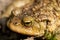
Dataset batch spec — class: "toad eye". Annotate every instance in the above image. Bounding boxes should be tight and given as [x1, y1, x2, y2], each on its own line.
[24, 21, 32, 27]
[25, 22, 31, 24]
[22, 16, 34, 26]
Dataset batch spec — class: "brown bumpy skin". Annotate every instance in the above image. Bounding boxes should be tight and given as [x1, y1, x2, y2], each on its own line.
[1, 0, 34, 18]
[7, 0, 60, 37]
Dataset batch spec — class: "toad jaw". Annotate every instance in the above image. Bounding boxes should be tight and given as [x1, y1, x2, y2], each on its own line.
[7, 16, 44, 36]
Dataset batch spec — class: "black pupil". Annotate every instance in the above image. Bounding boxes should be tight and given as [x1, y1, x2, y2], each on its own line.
[25, 22, 31, 24]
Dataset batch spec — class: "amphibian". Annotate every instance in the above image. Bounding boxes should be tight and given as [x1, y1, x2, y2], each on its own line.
[1, 0, 60, 39]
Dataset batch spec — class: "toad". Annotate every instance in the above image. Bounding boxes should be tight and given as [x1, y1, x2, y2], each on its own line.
[1, 0, 60, 39]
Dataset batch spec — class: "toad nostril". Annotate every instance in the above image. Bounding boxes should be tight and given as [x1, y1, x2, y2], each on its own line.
[14, 22, 17, 25]
[13, 21, 19, 25]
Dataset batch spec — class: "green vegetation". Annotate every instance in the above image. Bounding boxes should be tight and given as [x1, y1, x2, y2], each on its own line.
[44, 31, 57, 40]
